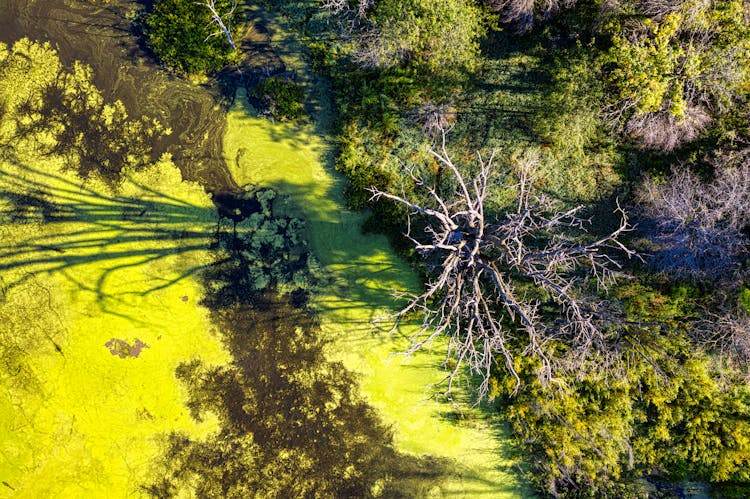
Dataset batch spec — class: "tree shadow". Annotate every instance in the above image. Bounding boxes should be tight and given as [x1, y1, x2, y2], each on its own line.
[146, 287, 454, 497]
[1, 163, 199, 269]
[0, 0, 236, 192]
[0, 151, 462, 496]
[0, 156, 277, 325]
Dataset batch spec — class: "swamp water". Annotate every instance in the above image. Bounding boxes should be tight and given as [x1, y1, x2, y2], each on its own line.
[0, 1, 529, 496]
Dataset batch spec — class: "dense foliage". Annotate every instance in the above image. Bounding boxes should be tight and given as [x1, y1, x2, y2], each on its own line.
[251, 76, 306, 121]
[274, 0, 750, 495]
[145, 0, 240, 74]
[500, 284, 750, 496]
[602, 0, 750, 150]
[353, 0, 484, 73]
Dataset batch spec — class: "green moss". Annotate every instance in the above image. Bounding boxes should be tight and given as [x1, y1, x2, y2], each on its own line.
[739, 288, 750, 314]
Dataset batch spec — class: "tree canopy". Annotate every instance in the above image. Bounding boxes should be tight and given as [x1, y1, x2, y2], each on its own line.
[603, 0, 750, 149]
[352, 0, 485, 74]
[145, 0, 241, 74]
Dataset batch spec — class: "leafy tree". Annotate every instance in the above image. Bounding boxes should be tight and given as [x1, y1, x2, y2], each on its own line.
[503, 366, 636, 496]
[602, 0, 750, 150]
[633, 355, 750, 484]
[145, 0, 241, 74]
[352, 0, 485, 74]
[502, 283, 750, 496]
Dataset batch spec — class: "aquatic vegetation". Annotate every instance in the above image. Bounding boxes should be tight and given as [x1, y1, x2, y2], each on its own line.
[251, 76, 306, 121]
[222, 86, 531, 496]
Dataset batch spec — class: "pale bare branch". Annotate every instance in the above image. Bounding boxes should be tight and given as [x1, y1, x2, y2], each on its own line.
[197, 0, 238, 51]
[371, 129, 636, 400]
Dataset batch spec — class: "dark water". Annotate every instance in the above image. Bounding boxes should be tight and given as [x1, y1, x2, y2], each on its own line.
[0, 0, 232, 190]
[0, 1, 456, 495]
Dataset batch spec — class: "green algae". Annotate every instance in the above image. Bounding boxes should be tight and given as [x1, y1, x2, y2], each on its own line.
[0, 155, 231, 498]
[147, 289, 457, 498]
[0, 4, 532, 495]
[0, 39, 231, 495]
[223, 84, 531, 495]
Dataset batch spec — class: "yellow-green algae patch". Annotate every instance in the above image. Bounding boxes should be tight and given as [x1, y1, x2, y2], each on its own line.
[0, 153, 229, 497]
[223, 87, 530, 496]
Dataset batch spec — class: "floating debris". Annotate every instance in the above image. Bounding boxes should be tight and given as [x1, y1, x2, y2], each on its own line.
[104, 338, 148, 359]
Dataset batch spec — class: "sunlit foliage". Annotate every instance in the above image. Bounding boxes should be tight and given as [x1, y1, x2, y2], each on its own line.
[501, 284, 750, 496]
[603, 0, 750, 150]
[354, 0, 485, 74]
[145, 0, 241, 74]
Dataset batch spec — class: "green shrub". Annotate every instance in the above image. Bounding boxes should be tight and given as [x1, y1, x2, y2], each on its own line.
[739, 288, 750, 314]
[500, 283, 750, 496]
[251, 76, 305, 121]
[145, 0, 240, 74]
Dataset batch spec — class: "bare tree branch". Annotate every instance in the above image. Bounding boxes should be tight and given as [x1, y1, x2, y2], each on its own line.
[695, 302, 750, 378]
[198, 0, 238, 51]
[485, 0, 578, 32]
[370, 129, 636, 400]
[636, 148, 750, 282]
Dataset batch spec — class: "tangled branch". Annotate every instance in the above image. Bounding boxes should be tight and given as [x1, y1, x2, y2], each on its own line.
[636, 151, 750, 282]
[370, 132, 636, 399]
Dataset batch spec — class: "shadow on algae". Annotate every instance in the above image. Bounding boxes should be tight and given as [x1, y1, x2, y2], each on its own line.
[0, 148, 457, 497]
[0, 11, 530, 497]
[222, 85, 532, 497]
[0, 148, 228, 496]
[0, 83, 529, 499]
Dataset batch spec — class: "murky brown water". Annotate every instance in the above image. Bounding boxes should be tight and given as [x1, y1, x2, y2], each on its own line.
[0, 0, 232, 190]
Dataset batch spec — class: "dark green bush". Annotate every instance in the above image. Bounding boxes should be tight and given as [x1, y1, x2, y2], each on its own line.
[251, 76, 305, 121]
[498, 284, 750, 497]
[145, 0, 240, 74]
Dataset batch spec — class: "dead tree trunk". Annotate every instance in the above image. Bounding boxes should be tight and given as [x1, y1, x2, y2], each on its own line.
[369, 130, 636, 399]
[199, 0, 238, 51]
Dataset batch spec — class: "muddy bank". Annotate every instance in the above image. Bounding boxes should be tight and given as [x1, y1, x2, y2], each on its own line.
[0, 0, 232, 189]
